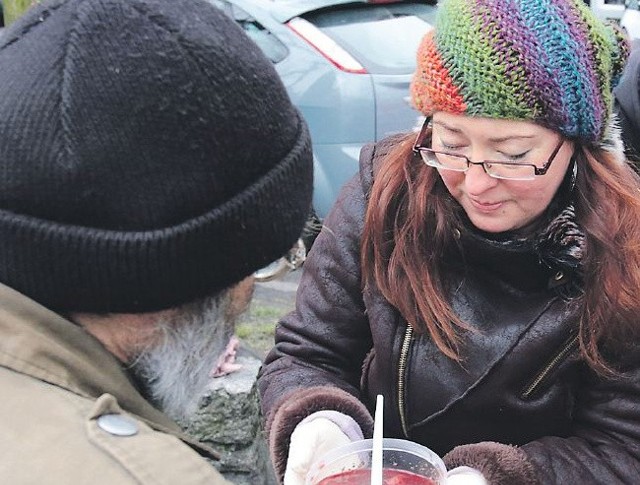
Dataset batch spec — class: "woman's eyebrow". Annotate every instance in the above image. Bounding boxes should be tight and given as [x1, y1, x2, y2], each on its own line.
[433, 120, 537, 142]
[432, 120, 461, 132]
[488, 134, 536, 142]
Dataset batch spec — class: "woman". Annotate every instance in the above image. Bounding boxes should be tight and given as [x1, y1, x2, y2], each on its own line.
[258, 0, 640, 483]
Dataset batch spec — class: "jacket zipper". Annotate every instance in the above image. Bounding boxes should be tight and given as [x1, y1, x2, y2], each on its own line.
[521, 334, 579, 399]
[397, 325, 413, 438]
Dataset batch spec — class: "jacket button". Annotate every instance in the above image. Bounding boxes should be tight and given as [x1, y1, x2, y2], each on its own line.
[554, 271, 564, 281]
[96, 414, 139, 436]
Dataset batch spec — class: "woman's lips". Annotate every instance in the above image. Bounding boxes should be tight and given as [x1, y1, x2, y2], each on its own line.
[469, 197, 503, 212]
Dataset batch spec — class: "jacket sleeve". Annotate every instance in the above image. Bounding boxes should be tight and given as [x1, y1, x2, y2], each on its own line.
[444, 353, 640, 484]
[257, 172, 375, 480]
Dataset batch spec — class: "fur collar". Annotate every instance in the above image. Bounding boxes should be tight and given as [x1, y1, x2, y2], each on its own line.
[534, 204, 584, 276]
[534, 204, 585, 298]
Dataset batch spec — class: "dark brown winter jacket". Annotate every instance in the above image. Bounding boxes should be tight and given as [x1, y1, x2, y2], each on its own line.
[258, 138, 640, 484]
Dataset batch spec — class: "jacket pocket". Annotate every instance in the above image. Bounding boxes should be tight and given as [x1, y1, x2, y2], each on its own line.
[520, 333, 579, 400]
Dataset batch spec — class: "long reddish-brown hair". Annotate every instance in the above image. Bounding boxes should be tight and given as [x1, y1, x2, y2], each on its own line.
[361, 131, 640, 374]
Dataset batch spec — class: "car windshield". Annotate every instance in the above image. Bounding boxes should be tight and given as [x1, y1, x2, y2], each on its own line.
[303, 2, 436, 74]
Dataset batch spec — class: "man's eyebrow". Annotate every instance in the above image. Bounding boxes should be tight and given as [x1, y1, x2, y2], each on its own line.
[432, 120, 536, 142]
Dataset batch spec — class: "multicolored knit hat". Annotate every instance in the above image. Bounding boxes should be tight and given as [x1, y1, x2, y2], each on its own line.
[411, 0, 630, 145]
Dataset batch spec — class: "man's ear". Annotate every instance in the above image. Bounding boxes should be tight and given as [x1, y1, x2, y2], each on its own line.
[70, 311, 169, 363]
[225, 277, 255, 322]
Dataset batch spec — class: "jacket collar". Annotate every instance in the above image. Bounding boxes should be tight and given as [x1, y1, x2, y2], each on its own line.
[0, 283, 218, 458]
[457, 203, 585, 298]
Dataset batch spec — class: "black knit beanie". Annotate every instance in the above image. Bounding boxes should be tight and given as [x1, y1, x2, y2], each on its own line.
[0, 0, 313, 312]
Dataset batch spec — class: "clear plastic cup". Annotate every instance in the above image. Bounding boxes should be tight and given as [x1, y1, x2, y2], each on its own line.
[305, 438, 446, 485]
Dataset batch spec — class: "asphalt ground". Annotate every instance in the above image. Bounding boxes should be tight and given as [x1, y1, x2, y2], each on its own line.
[236, 269, 301, 360]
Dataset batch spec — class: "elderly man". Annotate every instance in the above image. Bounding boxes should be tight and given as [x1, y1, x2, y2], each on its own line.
[0, 0, 312, 482]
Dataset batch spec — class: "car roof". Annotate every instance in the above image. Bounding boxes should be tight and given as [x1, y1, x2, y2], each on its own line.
[264, 0, 384, 23]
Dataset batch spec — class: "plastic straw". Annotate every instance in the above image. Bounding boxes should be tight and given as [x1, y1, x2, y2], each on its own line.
[371, 394, 384, 485]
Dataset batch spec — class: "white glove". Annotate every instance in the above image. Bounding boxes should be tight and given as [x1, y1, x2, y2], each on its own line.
[284, 411, 364, 485]
[446, 466, 488, 485]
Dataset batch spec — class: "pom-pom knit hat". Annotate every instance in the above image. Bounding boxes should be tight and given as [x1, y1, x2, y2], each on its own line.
[0, 0, 313, 312]
[411, 0, 630, 146]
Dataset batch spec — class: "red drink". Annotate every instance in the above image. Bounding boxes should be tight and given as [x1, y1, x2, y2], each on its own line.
[316, 468, 437, 485]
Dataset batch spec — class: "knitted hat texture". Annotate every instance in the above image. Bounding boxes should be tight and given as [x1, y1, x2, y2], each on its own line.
[411, 0, 630, 144]
[0, 0, 313, 312]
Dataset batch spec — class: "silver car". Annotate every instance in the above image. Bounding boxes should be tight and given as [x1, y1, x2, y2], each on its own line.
[210, 0, 436, 224]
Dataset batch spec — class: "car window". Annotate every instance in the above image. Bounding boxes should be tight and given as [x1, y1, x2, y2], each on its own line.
[303, 2, 436, 74]
[210, 1, 288, 64]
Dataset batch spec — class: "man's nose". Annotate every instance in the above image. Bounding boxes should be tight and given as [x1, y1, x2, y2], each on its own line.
[464, 162, 498, 194]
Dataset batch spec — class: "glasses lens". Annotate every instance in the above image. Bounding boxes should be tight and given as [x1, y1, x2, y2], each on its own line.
[421, 150, 468, 171]
[484, 162, 535, 180]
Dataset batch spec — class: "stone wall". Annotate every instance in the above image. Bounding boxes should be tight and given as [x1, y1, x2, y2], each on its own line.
[184, 345, 277, 485]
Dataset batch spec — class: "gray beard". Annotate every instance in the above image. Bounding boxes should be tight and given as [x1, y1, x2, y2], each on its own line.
[129, 291, 234, 424]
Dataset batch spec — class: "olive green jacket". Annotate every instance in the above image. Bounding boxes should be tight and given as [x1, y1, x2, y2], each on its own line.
[0, 283, 230, 484]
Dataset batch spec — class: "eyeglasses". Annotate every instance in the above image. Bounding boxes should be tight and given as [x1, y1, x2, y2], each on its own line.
[412, 117, 565, 181]
[253, 238, 306, 283]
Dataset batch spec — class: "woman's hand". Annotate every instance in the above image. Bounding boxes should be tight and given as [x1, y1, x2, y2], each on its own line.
[446, 466, 488, 485]
[284, 417, 352, 485]
[283, 411, 364, 485]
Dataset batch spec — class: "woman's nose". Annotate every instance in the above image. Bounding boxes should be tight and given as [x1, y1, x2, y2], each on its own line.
[464, 162, 499, 194]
